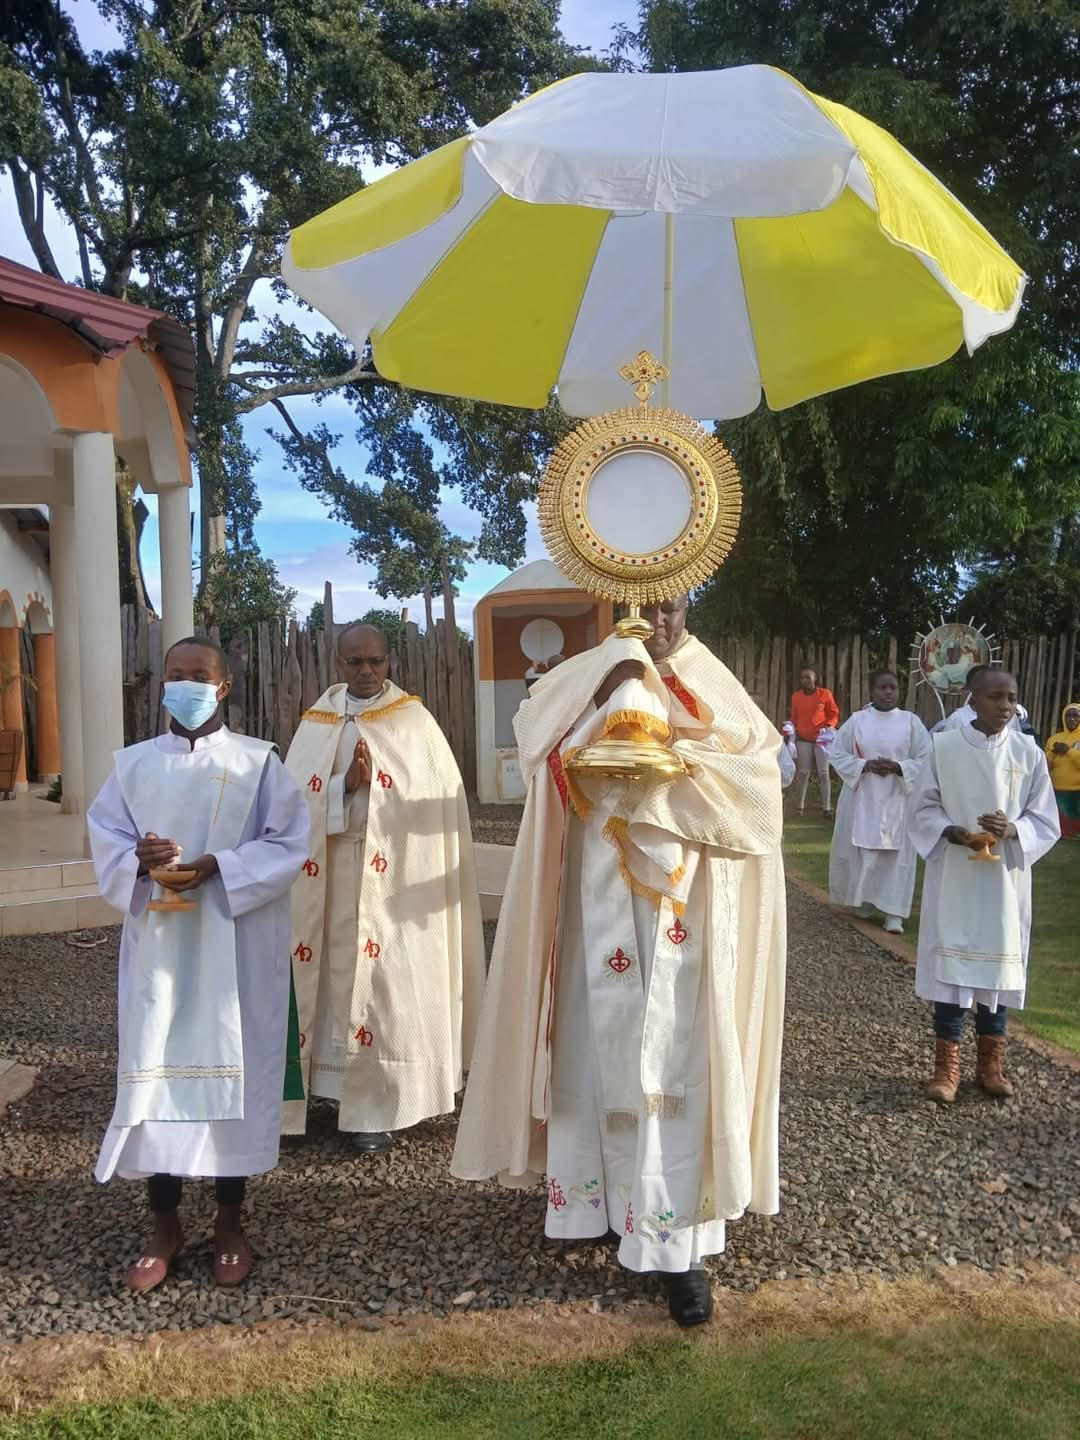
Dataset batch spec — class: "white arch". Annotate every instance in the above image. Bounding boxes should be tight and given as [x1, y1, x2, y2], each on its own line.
[24, 597, 53, 634]
[0, 357, 59, 480]
[116, 347, 184, 493]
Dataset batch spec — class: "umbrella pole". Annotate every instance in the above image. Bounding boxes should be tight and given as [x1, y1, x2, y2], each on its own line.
[662, 213, 674, 408]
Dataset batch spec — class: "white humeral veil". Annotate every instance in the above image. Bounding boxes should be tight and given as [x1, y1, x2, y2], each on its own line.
[451, 631, 787, 1264]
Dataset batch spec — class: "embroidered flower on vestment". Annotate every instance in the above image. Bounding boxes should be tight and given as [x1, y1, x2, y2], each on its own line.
[570, 1178, 604, 1210]
[639, 1207, 690, 1244]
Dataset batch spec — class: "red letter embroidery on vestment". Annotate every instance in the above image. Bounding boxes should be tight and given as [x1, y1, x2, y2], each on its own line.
[293, 942, 313, 963]
[307, 773, 323, 792]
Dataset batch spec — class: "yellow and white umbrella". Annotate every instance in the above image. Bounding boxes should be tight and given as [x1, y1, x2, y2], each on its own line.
[282, 65, 1024, 419]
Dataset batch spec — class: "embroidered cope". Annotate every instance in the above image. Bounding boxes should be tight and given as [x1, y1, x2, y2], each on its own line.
[452, 631, 787, 1274]
[283, 682, 484, 1134]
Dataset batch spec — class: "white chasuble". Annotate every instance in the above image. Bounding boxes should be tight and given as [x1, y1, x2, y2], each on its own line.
[283, 682, 484, 1135]
[88, 729, 310, 1182]
[452, 631, 787, 1274]
[828, 708, 929, 918]
[909, 727, 1059, 1010]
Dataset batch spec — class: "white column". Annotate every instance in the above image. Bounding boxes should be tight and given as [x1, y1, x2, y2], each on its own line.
[157, 483, 194, 652]
[49, 488, 86, 815]
[73, 432, 124, 812]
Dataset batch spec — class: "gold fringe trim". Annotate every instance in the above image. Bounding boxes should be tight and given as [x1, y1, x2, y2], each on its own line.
[563, 749, 592, 820]
[358, 694, 422, 722]
[644, 1092, 687, 1120]
[602, 709, 672, 743]
[301, 708, 340, 725]
[605, 1111, 639, 1133]
[601, 816, 686, 916]
[668, 863, 686, 886]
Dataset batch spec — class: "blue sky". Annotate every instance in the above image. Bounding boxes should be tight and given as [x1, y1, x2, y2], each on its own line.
[1, 0, 641, 630]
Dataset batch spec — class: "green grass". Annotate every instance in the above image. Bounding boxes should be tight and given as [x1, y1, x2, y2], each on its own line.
[782, 798, 1080, 1054]
[5, 1322, 1080, 1440]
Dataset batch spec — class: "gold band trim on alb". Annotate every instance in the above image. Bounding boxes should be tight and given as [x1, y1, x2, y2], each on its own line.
[358, 694, 422, 722]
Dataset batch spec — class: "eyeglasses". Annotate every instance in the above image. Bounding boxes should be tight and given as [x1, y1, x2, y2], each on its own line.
[340, 655, 389, 668]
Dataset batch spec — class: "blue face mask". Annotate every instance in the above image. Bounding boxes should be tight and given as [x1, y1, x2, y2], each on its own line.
[162, 680, 222, 731]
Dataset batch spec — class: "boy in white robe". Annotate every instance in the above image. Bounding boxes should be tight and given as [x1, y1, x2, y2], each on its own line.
[829, 670, 930, 934]
[908, 668, 1059, 1104]
[933, 664, 1028, 736]
[88, 637, 309, 1291]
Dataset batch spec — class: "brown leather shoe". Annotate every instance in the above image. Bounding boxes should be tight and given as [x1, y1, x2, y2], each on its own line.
[926, 1039, 961, 1103]
[124, 1231, 183, 1293]
[212, 1232, 253, 1287]
[975, 1034, 1014, 1098]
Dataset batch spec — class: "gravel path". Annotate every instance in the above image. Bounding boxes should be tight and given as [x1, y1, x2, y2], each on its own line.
[2, 885, 1079, 1343]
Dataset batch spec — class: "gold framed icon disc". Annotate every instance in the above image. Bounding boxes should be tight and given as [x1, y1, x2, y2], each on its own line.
[538, 404, 742, 605]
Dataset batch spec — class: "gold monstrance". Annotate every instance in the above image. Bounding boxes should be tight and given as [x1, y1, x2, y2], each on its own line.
[538, 352, 742, 781]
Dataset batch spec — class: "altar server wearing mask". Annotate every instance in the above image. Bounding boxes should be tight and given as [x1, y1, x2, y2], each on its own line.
[87, 636, 309, 1292]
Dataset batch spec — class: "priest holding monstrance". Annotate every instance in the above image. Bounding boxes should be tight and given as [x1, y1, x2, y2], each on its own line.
[451, 359, 787, 1327]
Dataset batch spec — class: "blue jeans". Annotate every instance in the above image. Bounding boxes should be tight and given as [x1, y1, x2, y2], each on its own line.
[934, 1003, 1007, 1041]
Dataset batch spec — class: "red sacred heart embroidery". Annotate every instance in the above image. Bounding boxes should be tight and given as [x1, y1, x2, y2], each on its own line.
[607, 948, 632, 975]
[666, 919, 688, 946]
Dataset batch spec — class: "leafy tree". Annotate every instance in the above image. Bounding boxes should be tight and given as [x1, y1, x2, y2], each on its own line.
[1, 0, 583, 607]
[356, 606, 405, 649]
[627, 0, 1080, 641]
[194, 548, 296, 645]
[306, 599, 324, 632]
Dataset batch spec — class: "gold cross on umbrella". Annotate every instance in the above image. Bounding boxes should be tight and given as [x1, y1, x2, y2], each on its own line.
[209, 767, 240, 824]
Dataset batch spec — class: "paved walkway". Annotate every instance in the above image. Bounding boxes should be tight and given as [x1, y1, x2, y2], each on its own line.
[2, 887, 1079, 1341]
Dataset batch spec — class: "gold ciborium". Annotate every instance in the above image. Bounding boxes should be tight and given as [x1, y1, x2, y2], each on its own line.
[964, 831, 1002, 863]
[148, 866, 198, 912]
[537, 353, 742, 783]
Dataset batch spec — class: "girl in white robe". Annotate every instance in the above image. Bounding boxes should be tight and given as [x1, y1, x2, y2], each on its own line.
[828, 671, 930, 933]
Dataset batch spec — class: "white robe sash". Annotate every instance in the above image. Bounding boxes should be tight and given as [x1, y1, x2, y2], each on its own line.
[109, 734, 273, 1126]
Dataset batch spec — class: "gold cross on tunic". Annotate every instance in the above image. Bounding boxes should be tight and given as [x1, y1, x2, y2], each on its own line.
[208, 766, 240, 824]
[1003, 761, 1025, 806]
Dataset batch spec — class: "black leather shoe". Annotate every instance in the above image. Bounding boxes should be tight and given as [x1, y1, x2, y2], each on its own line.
[353, 1131, 394, 1154]
[663, 1270, 714, 1327]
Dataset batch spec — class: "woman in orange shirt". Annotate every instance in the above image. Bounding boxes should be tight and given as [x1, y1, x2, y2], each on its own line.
[791, 666, 841, 818]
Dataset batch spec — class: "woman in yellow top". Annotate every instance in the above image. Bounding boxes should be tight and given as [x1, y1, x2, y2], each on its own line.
[1045, 703, 1080, 839]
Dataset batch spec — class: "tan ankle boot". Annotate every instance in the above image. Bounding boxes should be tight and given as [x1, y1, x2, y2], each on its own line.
[926, 1039, 961, 1103]
[975, 1034, 1014, 1098]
